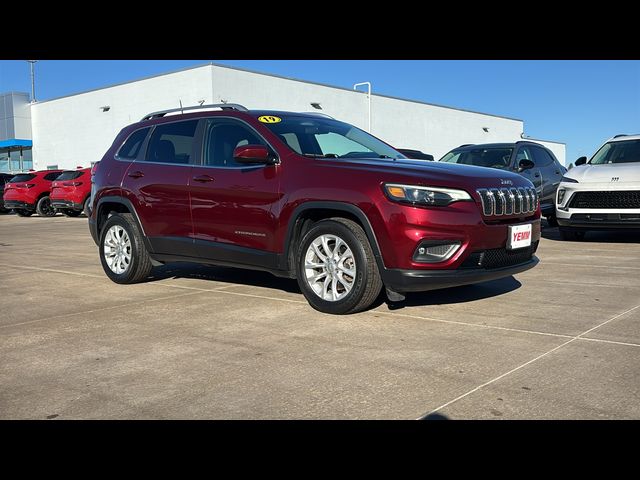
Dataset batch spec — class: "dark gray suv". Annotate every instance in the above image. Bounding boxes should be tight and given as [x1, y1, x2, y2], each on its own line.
[439, 141, 566, 226]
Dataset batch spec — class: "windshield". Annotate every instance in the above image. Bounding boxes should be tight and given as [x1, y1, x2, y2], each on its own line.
[590, 139, 640, 165]
[8, 174, 36, 183]
[440, 147, 514, 170]
[260, 116, 405, 160]
[55, 171, 84, 181]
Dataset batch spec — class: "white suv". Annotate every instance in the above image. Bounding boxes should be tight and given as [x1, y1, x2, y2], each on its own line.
[556, 134, 640, 240]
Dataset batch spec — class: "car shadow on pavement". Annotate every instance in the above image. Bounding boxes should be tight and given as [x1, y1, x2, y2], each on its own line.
[541, 226, 640, 243]
[146, 262, 302, 294]
[385, 276, 522, 311]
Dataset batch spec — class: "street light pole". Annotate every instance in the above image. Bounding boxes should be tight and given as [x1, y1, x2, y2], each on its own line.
[353, 82, 371, 132]
[27, 60, 37, 103]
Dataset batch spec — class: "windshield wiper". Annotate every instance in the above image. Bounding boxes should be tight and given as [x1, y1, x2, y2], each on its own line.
[303, 153, 339, 158]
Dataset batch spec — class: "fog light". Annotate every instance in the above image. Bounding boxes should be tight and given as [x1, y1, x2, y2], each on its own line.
[413, 241, 461, 263]
[557, 188, 566, 204]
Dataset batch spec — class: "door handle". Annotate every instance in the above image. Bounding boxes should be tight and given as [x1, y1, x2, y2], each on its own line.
[127, 171, 144, 179]
[555, 171, 561, 175]
[193, 175, 215, 183]
[534, 172, 540, 178]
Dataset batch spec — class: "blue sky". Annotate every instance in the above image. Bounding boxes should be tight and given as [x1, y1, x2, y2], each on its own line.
[1, 60, 638, 164]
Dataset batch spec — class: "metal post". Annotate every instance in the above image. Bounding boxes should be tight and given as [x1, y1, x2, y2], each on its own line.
[353, 82, 371, 132]
[27, 60, 37, 103]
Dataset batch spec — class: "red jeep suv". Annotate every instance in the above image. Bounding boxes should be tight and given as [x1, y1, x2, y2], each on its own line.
[89, 104, 541, 314]
[3, 169, 63, 217]
[50, 167, 92, 216]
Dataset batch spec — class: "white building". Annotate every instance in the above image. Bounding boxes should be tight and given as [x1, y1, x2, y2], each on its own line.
[21, 63, 565, 170]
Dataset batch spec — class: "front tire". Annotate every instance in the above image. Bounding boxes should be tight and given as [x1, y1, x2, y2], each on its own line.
[546, 213, 558, 228]
[99, 212, 153, 284]
[559, 227, 586, 241]
[14, 209, 33, 217]
[296, 218, 382, 314]
[36, 196, 56, 217]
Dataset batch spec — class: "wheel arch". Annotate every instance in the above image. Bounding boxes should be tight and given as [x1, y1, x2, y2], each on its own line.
[95, 196, 154, 252]
[282, 201, 385, 275]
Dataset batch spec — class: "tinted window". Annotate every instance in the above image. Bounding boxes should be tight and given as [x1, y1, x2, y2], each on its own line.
[532, 147, 554, 167]
[118, 128, 150, 159]
[55, 171, 85, 181]
[44, 172, 62, 181]
[8, 174, 35, 183]
[145, 121, 198, 164]
[590, 139, 640, 164]
[514, 146, 533, 165]
[204, 119, 266, 167]
[440, 147, 513, 170]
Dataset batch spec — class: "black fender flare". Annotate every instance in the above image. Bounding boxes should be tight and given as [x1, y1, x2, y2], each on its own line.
[95, 196, 154, 253]
[282, 201, 385, 273]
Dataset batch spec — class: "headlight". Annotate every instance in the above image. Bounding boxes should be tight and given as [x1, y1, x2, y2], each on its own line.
[384, 183, 472, 207]
[557, 188, 566, 204]
[561, 176, 578, 183]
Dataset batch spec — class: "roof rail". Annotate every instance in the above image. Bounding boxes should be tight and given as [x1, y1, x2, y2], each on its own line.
[457, 144, 474, 148]
[301, 112, 334, 119]
[140, 103, 249, 122]
[613, 134, 628, 138]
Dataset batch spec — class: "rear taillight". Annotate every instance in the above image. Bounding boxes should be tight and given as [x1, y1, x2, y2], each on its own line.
[17, 184, 36, 188]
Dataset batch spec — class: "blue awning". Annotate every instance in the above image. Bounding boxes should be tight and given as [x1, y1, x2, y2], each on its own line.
[0, 139, 32, 148]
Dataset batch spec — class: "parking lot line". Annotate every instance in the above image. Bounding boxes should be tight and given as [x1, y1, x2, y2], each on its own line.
[0, 290, 207, 330]
[417, 302, 640, 419]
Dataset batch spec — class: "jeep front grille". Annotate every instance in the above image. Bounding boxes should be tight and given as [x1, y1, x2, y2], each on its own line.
[476, 187, 538, 217]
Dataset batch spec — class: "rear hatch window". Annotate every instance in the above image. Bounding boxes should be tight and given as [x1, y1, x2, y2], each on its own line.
[8, 174, 36, 183]
[55, 171, 85, 181]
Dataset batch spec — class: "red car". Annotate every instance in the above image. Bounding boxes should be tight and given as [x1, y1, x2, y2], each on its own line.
[90, 104, 541, 314]
[3, 169, 63, 217]
[50, 167, 92, 216]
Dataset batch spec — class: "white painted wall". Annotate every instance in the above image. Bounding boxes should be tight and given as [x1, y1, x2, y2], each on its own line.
[31, 66, 213, 168]
[31, 63, 565, 169]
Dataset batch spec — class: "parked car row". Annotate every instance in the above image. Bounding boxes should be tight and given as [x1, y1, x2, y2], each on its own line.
[1, 167, 92, 217]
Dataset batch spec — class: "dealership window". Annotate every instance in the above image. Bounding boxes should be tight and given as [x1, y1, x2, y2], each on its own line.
[47, 165, 59, 170]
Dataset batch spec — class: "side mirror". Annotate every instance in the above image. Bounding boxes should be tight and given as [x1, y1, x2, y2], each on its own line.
[233, 145, 273, 165]
[518, 159, 535, 172]
[575, 156, 587, 166]
[567, 163, 574, 170]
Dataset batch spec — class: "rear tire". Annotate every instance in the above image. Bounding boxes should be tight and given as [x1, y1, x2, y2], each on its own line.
[99, 212, 153, 284]
[14, 209, 33, 217]
[296, 218, 383, 314]
[546, 214, 558, 228]
[36, 196, 56, 217]
[61, 209, 82, 217]
[559, 227, 586, 241]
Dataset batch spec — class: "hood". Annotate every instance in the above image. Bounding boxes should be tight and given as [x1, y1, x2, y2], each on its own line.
[316, 157, 533, 189]
[565, 162, 640, 183]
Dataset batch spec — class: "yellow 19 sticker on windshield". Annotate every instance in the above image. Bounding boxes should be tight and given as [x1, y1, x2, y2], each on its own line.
[258, 115, 282, 123]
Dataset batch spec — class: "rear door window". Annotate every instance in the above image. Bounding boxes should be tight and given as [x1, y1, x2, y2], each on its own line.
[44, 172, 62, 181]
[145, 121, 198, 165]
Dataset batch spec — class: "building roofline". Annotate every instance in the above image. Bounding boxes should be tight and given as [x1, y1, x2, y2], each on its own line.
[523, 136, 566, 146]
[32, 61, 524, 122]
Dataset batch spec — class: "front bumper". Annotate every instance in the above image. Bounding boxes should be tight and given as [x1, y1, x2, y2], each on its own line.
[381, 256, 539, 293]
[3, 200, 35, 210]
[51, 199, 83, 210]
[558, 213, 640, 230]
